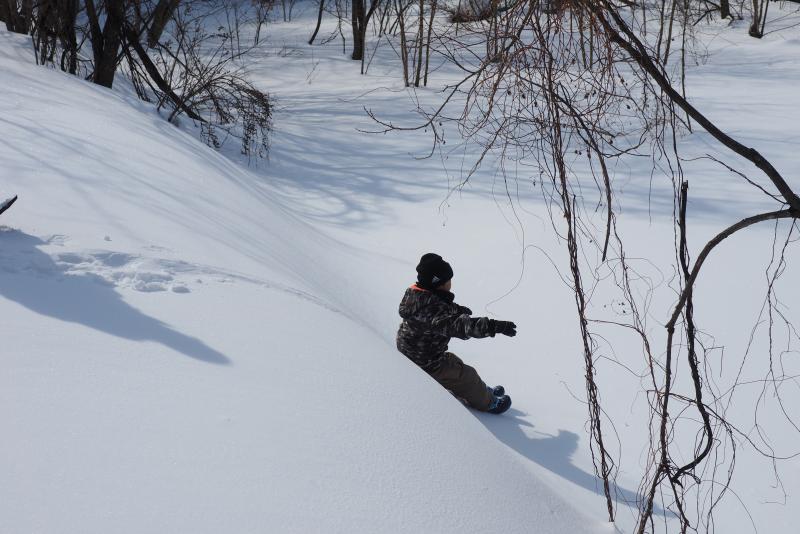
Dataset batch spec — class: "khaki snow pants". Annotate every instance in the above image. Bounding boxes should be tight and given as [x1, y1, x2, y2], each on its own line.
[426, 352, 493, 411]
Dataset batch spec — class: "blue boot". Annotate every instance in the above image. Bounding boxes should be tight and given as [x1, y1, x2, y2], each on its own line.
[487, 385, 505, 397]
[488, 394, 511, 414]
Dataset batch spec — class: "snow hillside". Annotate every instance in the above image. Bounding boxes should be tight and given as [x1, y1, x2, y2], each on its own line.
[0, 28, 605, 534]
[2, 4, 800, 534]
[235, 11, 800, 534]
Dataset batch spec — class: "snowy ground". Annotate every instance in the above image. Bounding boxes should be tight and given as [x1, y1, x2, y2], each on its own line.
[2, 4, 800, 533]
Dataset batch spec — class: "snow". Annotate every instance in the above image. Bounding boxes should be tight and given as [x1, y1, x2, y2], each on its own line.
[2, 4, 800, 533]
[0, 22, 602, 534]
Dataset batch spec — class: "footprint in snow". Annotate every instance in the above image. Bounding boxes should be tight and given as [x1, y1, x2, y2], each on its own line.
[0, 229, 230, 365]
[51, 250, 185, 293]
[0, 229, 344, 316]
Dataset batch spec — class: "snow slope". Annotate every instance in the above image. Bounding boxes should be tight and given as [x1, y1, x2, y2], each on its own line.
[240, 8, 800, 534]
[0, 28, 605, 534]
[2, 5, 800, 534]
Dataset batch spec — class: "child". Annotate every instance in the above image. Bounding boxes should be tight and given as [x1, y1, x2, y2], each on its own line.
[396, 253, 516, 414]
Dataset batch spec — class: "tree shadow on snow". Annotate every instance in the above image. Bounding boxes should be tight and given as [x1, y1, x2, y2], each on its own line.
[474, 408, 673, 519]
[0, 229, 230, 364]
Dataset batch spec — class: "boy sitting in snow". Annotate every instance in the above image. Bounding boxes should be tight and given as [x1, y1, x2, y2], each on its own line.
[396, 253, 516, 414]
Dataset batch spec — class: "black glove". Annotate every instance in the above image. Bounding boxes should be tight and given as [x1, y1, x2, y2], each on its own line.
[491, 320, 517, 337]
[457, 305, 473, 316]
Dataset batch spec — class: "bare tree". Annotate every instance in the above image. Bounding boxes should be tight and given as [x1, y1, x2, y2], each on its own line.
[0, 0, 33, 34]
[147, 0, 180, 47]
[253, 0, 274, 45]
[352, 0, 382, 60]
[279, 0, 299, 22]
[749, 0, 769, 37]
[372, 0, 800, 530]
[85, 0, 125, 87]
[309, 0, 326, 44]
[12, 0, 274, 158]
[30, 0, 80, 74]
[124, 1, 273, 158]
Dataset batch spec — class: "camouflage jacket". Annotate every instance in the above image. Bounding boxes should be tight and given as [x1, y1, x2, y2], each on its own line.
[396, 284, 495, 369]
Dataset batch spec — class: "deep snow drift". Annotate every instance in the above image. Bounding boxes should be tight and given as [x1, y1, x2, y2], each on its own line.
[2, 5, 800, 534]
[0, 26, 604, 534]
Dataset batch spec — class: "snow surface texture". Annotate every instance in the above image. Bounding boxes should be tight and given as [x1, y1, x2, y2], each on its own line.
[0, 25, 603, 534]
[2, 5, 800, 534]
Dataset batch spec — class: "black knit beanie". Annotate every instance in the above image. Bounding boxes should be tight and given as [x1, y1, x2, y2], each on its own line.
[416, 253, 453, 290]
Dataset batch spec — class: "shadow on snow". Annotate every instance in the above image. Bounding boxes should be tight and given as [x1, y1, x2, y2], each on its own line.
[475, 408, 673, 519]
[0, 228, 230, 365]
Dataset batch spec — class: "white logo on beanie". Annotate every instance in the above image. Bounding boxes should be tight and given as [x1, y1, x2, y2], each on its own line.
[432, 275, 441, 284]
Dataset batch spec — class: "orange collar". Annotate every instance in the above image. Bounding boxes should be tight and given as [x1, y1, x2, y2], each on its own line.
[409, 284, 429, 292]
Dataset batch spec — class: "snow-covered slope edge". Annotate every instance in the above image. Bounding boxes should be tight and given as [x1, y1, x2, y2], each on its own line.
[0, 30, 606, 533]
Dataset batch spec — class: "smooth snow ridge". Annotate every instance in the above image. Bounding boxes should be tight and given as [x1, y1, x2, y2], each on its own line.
[0, 28, 605, 534]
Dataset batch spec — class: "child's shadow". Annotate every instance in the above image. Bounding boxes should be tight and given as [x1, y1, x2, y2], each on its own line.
[0, 228, 229, 364]
[475, 408, 671, 518]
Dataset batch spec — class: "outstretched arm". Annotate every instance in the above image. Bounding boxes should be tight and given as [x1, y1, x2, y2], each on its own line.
[430, 308, 517, 339]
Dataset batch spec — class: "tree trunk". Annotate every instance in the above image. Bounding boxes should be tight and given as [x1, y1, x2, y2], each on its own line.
[720, 0, 730, 19]
[61, 0, 79, 74]
[2, 0, 28, 33]
[0, 1, 9, 28]
[351, 0, 365, 60]
[396, 0, 409, 85]
[86, 0, 125, 88]
[121, 21, 205, 122]
[147, 0, 180, 47]
[749, 0, 768, 38]
[309, 0, 325, 44]
[413, 0, 424, 86]
[20, 0, 30, 31]
[422, 0, 436, 86]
